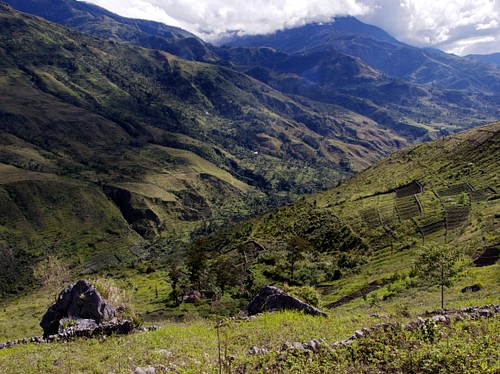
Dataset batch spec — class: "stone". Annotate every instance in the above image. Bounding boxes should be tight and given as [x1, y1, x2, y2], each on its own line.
[304, 339, 321, 353]
[248, 346, 268, 355]
[431, 315, 447, 323]
[461, 284, 481, 293]
[183, 291, 201, 304]
[40, 280, 116, 337]
[133, 367, 155, 374]
[59, 318, 98, 334]
[292, 342, 306, 351]
[478, 309, 492, 317]
[247, 286, 328, 317]
[341, 338, 355, 345]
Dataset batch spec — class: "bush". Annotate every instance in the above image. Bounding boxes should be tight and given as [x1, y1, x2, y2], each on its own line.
[283, 285, 321, 307]
[91, 277, 134, 319]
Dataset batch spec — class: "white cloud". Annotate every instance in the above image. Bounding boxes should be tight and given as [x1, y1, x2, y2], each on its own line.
[84, 0, 371, 40]
[359, 0, 500, 55]
[81, 0, 500, 55]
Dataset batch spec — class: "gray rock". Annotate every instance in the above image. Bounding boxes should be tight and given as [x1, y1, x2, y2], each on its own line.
[292, 342, 306, 351]
[247, 286, 328, 317]
[461, 284, 481, 293]
[341, 338, 355, 345]
[40, 280, 116, 337]
[304, 339, 321, 353]
[354, 330, 364, 338]
[59, 318, 98, 334]
[133, 367, 155, 374]
[478, 309, 491, 317]
[431, 315, 447, 323]
[183, 291, 201, 304]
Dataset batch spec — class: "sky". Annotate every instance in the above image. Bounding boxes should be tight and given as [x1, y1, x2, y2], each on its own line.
[82, 0, 500, 56]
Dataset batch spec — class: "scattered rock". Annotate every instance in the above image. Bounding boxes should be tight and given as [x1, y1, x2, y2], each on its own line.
[156, 349, 173, 358]
[292, 342, 306, 351]
[247, 286, 328, 317]
[183, 291, 202, 304]
[59, 317, 98, 333]
[461, 284, 481, 293]
[133, 367, 156, 374]
[304, 339, 322, 353]
[478, 309, 492, 317]
[40, 280, 116, 337]
[248, 346, 269, 355]
[243, 304, 500, 360]
[354, 330, 364, 338]
[431, 315, 448, 323]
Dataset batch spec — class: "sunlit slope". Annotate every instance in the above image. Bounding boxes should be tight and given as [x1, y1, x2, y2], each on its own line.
[191, 122, 499, 303]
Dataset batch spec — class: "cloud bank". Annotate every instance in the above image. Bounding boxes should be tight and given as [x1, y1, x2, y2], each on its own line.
[83, 0, 500, 55]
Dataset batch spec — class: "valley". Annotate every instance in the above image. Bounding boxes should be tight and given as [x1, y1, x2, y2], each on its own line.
[0, 1, 498, 372]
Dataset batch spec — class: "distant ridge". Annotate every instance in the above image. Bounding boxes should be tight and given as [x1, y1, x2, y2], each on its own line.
[466, 53, 500, 67]
[3, 0, 219, 62]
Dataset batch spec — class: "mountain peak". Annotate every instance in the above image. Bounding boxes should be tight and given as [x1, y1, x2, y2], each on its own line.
[221, 16, 405, 53]
[330, 16, 403, 45]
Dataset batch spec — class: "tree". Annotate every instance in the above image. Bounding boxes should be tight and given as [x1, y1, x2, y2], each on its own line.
[167, 264, 183, 307]
[285, 236, 312, 281]
[186, 240, 208, 291]
[413, 244, 463, 310]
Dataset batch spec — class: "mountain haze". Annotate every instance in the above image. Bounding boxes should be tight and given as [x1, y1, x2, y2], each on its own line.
[225, 17, 500, 128]
[467, 52, 500, 67]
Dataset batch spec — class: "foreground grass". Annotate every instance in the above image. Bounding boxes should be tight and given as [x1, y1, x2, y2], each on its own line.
[237, 314, 500, 373]
[0, 310, 498, 373]
[0, 263, 497, 372]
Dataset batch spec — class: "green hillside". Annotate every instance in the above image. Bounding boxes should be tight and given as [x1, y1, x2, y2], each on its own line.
[0, 3, 410, 294]
[187, 122, 499, 308]
[0, 123, 497, 374]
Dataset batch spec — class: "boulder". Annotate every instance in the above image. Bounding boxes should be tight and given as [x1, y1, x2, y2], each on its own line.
[461, 284, 481, 293]
[247, 286, 327, 317]
[183, 290, 202, 304]
[40, 280, 116, 337]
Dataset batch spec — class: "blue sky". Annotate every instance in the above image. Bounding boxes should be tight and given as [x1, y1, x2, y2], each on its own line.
[82, 0, 500, 55]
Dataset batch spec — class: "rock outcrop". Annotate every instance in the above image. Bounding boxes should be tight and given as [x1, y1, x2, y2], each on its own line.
[247, 285, 327, 317]
[40, 279, 116, 337]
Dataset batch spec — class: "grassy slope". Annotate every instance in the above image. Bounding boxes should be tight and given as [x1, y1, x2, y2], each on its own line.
[0, 124, 498, 373]
[317, 122, 499, 295]
[0, 296, 498, 372]
[181, 122, 499, 308]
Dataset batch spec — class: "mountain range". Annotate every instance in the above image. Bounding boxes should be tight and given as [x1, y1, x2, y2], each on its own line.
[0, 0, 499, 294]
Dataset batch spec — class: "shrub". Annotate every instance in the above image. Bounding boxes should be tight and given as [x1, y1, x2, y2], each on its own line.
[91, 277, 134, 319]
[283, 284, 321, 307]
